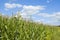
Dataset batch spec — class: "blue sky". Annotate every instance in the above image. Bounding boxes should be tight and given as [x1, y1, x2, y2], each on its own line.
[0, 0, 60, 25]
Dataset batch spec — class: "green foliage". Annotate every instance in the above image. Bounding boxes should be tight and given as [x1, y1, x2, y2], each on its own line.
[0, 15, 60, 40]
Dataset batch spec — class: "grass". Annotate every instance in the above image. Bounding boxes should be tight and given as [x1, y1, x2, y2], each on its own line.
[0, 14, 60, 40]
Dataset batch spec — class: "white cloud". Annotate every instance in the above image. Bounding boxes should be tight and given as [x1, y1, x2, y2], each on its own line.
[37, 12, 60, 25]
[4, 3, 60, 25]
[53, 12, 60, 19]
[21, 5, 45, 19]
[37, 13, 52, 17]
[4, 3, 45, 19]
[5, 3, 22, 9]
[23, 5, 45, 11]
[38, 12, 60, 18]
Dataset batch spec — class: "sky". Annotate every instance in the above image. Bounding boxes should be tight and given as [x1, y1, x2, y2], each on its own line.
[0, 0, 60, 25]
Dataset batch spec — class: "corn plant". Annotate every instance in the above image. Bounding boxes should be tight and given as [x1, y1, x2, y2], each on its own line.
[0, 13, 60, 40]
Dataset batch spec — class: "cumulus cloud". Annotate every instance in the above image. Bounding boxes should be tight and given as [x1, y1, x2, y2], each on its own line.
[21, 5, 45, 19]
[5, 3, 22, 9]
[4, 3, 45, 19]
[37, 12, 60, 25]
[4, 3, 60, 25]
[38, 12, 60, 18]
[38, 12, 60, 21]
[53, 12, 60, 19]
[37, 13, 52, 17]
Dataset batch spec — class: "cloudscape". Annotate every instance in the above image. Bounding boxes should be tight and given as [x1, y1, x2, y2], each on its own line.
[0, 0, 60, 25]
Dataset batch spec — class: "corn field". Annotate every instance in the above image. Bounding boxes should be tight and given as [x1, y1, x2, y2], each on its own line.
[0, 14, 60, 40]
